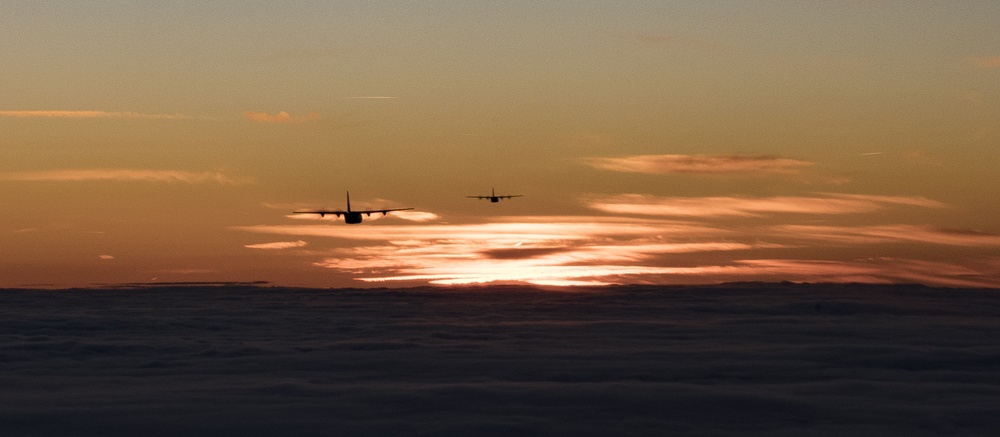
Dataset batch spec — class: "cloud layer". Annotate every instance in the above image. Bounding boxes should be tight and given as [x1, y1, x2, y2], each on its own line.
[237, 204, 1000, 288]
[4, 285, 1000, 435]
[238, 217, 741, 286]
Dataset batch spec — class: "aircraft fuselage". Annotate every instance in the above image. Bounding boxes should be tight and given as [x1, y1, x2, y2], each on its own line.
[345, 212, 363, 224]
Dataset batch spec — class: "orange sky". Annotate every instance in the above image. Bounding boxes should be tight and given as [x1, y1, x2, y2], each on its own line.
[2, 2, 999, 288]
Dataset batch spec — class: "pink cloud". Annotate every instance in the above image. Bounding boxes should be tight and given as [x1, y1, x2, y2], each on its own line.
[585, 193, 945, 218]
[244, 240, 308, 250]
[581, 154, 814, 175]
[390, 210, 440, 222]
[243, 111, 320, 124]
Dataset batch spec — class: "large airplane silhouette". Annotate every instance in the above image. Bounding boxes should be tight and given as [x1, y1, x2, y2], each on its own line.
[293, 192, 413, 224]
[466, 188, 522, 203]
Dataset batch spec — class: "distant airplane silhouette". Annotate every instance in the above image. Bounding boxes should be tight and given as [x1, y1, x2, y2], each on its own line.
[466, 188, 522, 203]
[293, 192, 413, 224]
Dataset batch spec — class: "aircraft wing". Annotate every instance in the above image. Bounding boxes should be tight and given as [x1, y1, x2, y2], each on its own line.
[466, 195, 522, 199]
[292, 209, 348, 217]
[353, 207, 415, 215]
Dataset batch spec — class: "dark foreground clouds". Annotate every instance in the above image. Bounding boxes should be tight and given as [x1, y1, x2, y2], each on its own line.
[2, 284, 1000, 436]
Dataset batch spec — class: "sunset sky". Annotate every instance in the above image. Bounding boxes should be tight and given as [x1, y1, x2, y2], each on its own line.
[3, 1, 999, 288]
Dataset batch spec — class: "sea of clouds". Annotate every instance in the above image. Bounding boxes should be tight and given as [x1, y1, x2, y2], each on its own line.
[1, 283, 999, 436]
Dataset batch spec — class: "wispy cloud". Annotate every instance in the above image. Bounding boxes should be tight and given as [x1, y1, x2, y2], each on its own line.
[245, 240, 308, 250]
[585, 193, 946, 218]
[0, 169, 246, 185]
[0, 110, 189, 120]
[773, 224, 1000, 247]
[243, 111, 320, 124]
[581, 154, 813, 175]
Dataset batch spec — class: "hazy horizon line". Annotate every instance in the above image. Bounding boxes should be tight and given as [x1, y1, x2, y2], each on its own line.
[4, 280, 988, 292]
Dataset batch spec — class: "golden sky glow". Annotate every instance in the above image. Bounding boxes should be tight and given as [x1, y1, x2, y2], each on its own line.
[2, 2, 999, 288]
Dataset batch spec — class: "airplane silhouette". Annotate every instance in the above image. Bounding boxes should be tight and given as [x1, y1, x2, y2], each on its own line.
[292, 192, 413, 224]
[466, 188, 523, 203]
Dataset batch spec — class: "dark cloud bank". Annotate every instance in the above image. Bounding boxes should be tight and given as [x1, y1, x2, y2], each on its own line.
[2, 283, 1000, 436]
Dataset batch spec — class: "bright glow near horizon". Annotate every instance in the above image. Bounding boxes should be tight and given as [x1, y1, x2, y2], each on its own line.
[2, 2, 999, 288]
